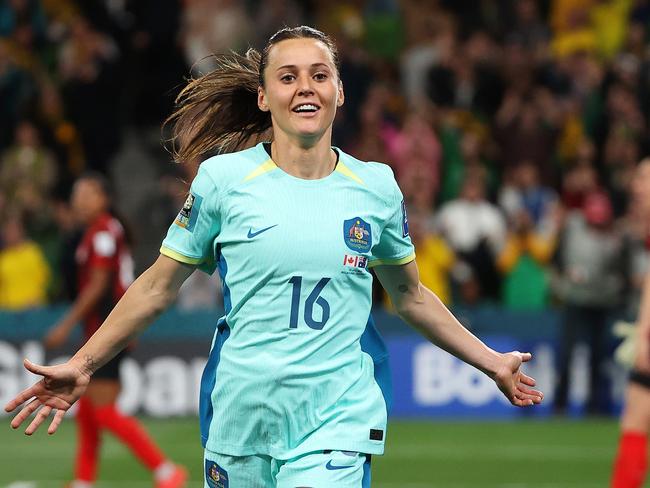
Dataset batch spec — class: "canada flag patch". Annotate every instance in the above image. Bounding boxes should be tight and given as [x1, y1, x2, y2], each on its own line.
[343, 254, 368, 269]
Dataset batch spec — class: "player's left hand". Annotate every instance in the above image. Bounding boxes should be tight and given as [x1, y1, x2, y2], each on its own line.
[491, 351, 543, 407]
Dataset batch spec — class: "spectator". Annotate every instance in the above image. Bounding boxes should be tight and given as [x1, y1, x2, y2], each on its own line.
[560, 158, 600, 210]
[498, 162, 561, 310]
[58, 15, 121, 173]
[180, 0, 252, 74]
[387, 108, 442, 208]
[0, 211, 50, 310]
[0, 39, 40, 148]
[553, 191, 627, 414]
[494, 86, 561, 186]
[507, 0, 551, 54]
[0, 119, 57, 213]
[436, 173, 506, 303]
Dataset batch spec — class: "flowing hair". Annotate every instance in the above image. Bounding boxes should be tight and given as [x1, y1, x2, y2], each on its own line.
[165, 26, 340, 164]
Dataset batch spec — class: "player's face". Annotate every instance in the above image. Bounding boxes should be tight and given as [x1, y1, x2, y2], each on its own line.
[633, 161, 650, 215]
[258, 38, 344, 144]
[71, 179, 108, 224]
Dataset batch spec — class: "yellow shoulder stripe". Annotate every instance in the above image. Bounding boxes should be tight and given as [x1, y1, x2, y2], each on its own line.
[335, 160, 365, 185]
[243, 158, 277, 182]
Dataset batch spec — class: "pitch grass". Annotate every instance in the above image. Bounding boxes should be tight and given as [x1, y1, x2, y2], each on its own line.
[0, 417, 645, 487]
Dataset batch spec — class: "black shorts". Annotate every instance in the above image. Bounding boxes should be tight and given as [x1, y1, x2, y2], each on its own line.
[630, 369, 650, 389]
[92, 350, 127, 381]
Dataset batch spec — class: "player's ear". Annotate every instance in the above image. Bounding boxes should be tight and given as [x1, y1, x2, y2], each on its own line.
[258, 86, 270, 112]
[337, 80, 344, 107]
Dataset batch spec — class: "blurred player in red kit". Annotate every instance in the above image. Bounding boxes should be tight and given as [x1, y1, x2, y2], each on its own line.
[611, 159, 650, 488]
[44, 173, 187, 488]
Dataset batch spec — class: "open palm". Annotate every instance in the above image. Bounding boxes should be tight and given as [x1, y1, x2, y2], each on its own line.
[4, 359, 91, 435]
[492, 351, 544, 407]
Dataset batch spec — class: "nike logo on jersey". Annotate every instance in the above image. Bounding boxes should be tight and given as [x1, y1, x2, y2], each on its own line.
[325, 460, 354, 471]
[247, 224, 278, 238]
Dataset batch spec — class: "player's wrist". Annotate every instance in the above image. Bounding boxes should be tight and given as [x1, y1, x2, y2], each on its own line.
[479, 349, 504, 379]
[69, 353, 97, 379]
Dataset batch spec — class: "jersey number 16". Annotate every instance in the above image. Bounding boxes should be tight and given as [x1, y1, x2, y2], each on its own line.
[288, 276, 331, 330]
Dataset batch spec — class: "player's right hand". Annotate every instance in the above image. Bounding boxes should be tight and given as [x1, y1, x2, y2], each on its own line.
[4, 359, 91, 435]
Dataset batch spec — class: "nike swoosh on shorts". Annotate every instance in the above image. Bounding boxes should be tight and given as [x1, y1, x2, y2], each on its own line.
[325, 460, 354, 471]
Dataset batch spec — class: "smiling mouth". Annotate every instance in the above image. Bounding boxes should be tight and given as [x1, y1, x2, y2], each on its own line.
[292, 103, 320, 114]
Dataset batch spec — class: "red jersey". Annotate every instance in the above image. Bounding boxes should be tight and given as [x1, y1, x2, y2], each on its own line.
[75, 212, 134, 340]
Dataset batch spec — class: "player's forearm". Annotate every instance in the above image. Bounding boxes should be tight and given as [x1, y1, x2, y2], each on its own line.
[396, 285, 502, 377]
[69, 266, 178, 376]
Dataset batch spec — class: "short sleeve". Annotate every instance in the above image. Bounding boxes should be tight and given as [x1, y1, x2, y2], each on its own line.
[160, 166, 221, 274]
[89, 231, 117, 268]
[368, 175, 415, 268]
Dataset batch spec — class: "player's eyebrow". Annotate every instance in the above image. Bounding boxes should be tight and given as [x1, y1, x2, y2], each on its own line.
[276, 63, 331, 71]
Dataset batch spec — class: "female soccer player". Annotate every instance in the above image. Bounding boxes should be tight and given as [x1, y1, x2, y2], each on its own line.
[5, 27, 543, 487]
[611, 159, 650, 488]
[42, 173, 187, 488]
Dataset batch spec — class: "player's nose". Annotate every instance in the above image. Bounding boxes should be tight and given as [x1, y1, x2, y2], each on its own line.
[296, 74, 314, 96]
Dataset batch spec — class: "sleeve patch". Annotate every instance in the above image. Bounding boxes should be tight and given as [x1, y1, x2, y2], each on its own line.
[93, 231, 116, 257]
[175, 192, 203, 232]
[401, 199, 409, 237]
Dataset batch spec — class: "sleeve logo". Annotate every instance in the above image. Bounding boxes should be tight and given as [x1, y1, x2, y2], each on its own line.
[343, 217, 372, 253]
[174, 192, 203, 232]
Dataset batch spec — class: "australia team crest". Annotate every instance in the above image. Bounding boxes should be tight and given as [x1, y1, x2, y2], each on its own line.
[205, 460, 228, 488]
[344, 217, 372, 253]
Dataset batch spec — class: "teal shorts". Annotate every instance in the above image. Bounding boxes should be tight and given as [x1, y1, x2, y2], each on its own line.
[203, 448, 371, 487]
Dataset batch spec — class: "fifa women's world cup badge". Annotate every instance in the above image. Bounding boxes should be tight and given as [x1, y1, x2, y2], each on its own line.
[174, 192, 203, 232]
[344, 217, 372, 253]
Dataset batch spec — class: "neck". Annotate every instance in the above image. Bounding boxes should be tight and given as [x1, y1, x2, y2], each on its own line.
[271, 131, 336, 180]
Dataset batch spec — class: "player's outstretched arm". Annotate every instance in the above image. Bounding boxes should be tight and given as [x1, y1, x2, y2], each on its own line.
[4, 254, 195, 435]
[375, 260, 543, 407]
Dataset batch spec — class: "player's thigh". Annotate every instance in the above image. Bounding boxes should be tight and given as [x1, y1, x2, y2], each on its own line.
[86, 379, 120, 406]
[275, 450, 371, 488]
[203, 449, 274, 488]
[621, 375, 650, 432]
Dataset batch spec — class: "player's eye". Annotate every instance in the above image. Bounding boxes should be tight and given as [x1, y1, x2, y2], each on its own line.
[280, 74, 295, 82]
[313, 73, 328, 81]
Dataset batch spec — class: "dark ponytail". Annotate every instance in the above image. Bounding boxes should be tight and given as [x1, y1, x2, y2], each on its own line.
[165, 49, 271, 164]
[165, 26, 339, 164]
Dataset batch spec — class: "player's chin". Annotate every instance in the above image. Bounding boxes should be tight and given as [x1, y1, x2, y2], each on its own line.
[294, 124, 328, 140]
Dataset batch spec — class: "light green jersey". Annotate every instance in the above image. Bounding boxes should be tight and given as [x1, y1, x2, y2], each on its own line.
[161, 143, 414, 459]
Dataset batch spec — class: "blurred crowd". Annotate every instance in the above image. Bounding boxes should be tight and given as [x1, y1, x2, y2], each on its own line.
[1, 0, 650, 333]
